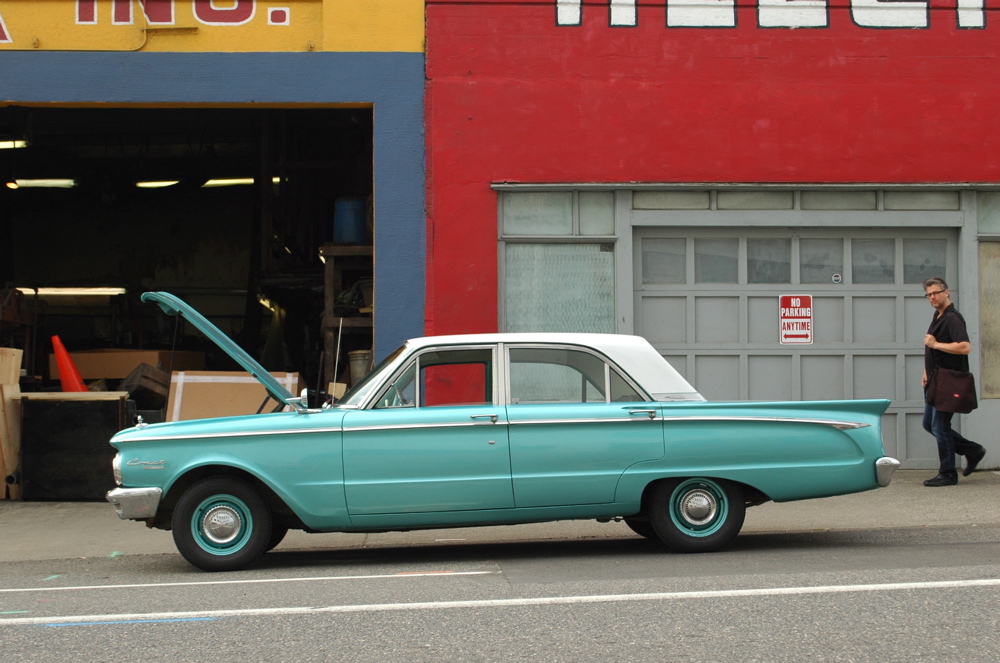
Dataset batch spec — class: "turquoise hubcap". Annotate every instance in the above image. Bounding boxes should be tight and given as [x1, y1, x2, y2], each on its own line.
[191, 494, 253, 556]
[669, 479, 728, 537]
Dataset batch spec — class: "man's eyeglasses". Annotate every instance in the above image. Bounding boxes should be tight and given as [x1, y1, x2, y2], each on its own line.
[924, 290, 947, 299]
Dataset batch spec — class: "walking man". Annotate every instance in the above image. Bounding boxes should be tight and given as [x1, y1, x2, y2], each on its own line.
[921, 277, 987, 486]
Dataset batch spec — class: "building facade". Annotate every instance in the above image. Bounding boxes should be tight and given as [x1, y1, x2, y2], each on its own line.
[424, 0, 1000, 468]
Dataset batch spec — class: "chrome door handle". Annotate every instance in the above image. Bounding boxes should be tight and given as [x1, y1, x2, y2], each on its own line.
[471, 414, 498, 423]
[629, 409, 656, 420]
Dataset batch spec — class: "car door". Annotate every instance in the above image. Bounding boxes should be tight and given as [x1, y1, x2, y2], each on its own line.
[504, 345, 665, 507]
[342, 344, 514, 515]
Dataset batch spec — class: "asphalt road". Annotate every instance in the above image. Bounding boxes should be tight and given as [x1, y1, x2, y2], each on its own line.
[1, 471, 998, 661]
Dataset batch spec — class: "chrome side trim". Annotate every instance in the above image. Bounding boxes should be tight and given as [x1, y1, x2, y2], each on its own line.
[115, 427, 340, 443]
[663, 416, 870, 430]
[509, 417, 662, 426]
[876, 456, 901, 487]
[347, 420, 511, 433]
[115, 415, 867, 442]
[107, 487, 163, 520]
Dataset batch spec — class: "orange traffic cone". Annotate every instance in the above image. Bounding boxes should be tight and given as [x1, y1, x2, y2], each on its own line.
[51, 335, 88, 392]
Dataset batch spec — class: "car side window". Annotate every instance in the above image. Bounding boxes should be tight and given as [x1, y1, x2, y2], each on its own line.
[509, 347, 608, 404]
[609, 368, 643, 402]
[374, 347, 493, 408]
[375, 362, 416, 408]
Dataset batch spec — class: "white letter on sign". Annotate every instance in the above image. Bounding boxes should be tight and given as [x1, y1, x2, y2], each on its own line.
[668, 0, 736, 28]
[958, 0, 985, 28]
[758, 0, 828, 28]
[851, 0, 928, 28]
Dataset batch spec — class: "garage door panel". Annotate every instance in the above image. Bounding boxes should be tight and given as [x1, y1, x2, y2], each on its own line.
[695, 356, 739, 401]
[749, 356, 792, 401]
[853, 355, 896, 400]
[748, 296, 778, 343]
[801, 356, 845, 401]
[852, 297, 896, 343]
[813, 297, 845, 343]
[639, 296, 686, 344]
[664, 355, 689, 381]
[695, 297, 739, 342]
[905, 413, 939, 468]
[880, 413, 899, 460]
[904, 296, 931, 343]
[905, 355, 927, 402]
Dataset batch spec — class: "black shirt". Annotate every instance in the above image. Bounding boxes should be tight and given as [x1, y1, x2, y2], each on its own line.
[924, 303, 970, 375]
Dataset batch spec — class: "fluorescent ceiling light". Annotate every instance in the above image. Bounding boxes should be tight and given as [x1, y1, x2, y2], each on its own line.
[136, 180, 180, 189]
[203, 178, 254, 187]
[203, 177, 282, 188]
[17, 287, 127, 297]
[0, 139, 28, 150]
[10, 179, 76, 188]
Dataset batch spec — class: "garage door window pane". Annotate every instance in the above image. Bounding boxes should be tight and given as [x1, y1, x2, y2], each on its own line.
[852, 239, 895, 284]
[903, 239, 946, 284]
[579, 192, 615, 235]
[800, 239, 844, 284]
[642, 238, 686, 284]
[695, 238, 738, 283]
[504, 244, 614, 332]
[748, 238, 791, 284]
[502, 192, 573, 235]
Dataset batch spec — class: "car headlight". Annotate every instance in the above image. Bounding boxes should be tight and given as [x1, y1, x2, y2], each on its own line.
[112, 453, 122, 486]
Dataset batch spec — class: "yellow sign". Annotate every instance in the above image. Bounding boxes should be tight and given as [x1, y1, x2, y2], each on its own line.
[0, 0, 424, 53]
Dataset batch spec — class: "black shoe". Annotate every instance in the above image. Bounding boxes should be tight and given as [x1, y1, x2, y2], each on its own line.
[963, 448, 986, 476]
[923, 474, 958, 487]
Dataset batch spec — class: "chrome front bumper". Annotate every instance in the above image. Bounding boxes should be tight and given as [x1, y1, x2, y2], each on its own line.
[875, 456, 901, 487]
[107, 487, 163, 520]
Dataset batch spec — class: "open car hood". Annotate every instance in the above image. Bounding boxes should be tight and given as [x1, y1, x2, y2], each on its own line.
[141, 291, 301, 410]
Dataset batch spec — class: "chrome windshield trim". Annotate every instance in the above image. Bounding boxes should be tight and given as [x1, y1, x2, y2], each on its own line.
[663, 416, 869, 430]
[115, 427, 340, 442]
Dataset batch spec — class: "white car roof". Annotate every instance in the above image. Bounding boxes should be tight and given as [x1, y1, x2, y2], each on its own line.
[404, 333, 703, 401]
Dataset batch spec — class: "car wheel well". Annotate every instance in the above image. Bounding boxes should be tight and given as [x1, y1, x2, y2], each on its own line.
[155, 466, 303, 531]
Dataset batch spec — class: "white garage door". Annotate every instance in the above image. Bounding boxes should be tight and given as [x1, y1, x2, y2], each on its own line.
[631, 190, 967, 467]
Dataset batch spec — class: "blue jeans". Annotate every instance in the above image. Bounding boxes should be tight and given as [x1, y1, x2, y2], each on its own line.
[922, 403, 983, 479]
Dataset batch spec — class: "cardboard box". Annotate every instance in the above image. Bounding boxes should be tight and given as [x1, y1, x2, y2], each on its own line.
[48, 349, 204, 380]
[166, 371, 305, 421]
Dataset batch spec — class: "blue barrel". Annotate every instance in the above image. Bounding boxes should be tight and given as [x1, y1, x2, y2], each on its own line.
[333, 198, 367, 245]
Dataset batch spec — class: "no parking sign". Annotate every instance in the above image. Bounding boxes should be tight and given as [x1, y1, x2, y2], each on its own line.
[779, 294, 813, 344]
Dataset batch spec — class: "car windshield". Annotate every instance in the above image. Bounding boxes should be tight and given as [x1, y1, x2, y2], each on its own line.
[336, 344, 407, 407]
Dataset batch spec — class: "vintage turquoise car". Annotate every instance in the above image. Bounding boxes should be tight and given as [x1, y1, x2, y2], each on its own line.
[107, 291, 899, 571]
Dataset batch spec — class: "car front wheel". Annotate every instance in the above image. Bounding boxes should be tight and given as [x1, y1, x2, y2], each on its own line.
[650, 478, 745, 553]
[172, 477, 272, 571]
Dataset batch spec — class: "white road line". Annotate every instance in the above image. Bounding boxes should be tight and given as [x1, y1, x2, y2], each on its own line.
[3, 578, 999, 627]
[0, 571, 494, 594]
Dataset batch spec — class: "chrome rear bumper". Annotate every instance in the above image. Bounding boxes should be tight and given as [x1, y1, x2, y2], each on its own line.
[875, 456, 901, 487]
[107, 487, 163, 520]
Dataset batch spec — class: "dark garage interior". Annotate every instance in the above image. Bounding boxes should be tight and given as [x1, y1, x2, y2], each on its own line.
[0, 105, 375, 397]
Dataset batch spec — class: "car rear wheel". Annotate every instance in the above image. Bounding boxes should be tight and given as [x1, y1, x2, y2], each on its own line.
[172, 477, 272, 571]
[650, 478, 745, 553]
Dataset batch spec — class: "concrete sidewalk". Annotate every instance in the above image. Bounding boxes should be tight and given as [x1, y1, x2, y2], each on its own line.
[0, 470, 997, 563]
